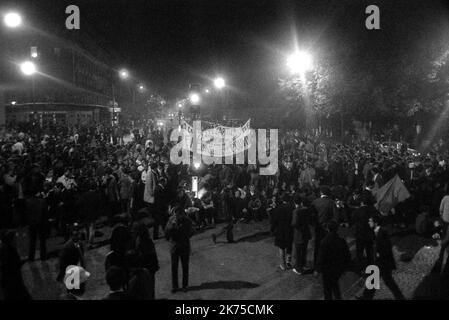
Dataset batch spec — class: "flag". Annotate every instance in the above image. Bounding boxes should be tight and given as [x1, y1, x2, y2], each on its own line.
[375, 174, 411, 215]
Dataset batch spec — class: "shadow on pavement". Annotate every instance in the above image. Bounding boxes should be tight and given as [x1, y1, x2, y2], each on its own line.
[412, 272, 442, 299]
[412, 255, 444, 299]
[186, 281, 259, 292]
[412, 247, 449, 300]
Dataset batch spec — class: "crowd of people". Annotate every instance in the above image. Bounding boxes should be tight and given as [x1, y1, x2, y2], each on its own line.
[1, 118, 449, 300]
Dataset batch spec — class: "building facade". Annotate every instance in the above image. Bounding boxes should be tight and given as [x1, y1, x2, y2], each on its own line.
[0, 18, 126, 127]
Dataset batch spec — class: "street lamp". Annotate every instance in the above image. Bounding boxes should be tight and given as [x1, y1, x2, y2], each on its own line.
[214, 77, 225, 89]
[138, 84, 145, 91]
[119, 69, 129, 79]
[20, 61, 37, 106]
[4, 12, 22, 28]
[20, 61, 36, 76]
[287, 51, 313, 74]
[178, 103, 183, 108]
[190, 93, 200, 104]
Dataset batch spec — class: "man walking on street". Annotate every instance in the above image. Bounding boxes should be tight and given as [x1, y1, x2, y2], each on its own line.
[291, 194, 312, 274]
[27, 190, 48, 261]
[271, 193, 294, 270]
[360, 215, 405, 300]
[165, 206, 194, 293]
[311, 186, 337, 275]
[352, 196, 375, 271]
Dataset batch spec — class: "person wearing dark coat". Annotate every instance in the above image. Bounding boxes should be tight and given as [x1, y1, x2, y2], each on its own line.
[271, 193, 294, 270]
[103, 266, 129, 300]
[125, 250, 154, 300]
[105, 223, 133, 277]
[360, 215, 405, 300]
[0, 230, 32, 300]
[165, 206, 194, 293]
[57, 225, 85, 282]
[76, 183, 101, 248]
[352, 196, 375, 269]
[133, 223, 159, 299]
[319, 221, 351, 300]
[291, 194, 312, 274]
[26, 192, 49, 261]
[310, 186, 337, 273]
[212, 187, 235, 244]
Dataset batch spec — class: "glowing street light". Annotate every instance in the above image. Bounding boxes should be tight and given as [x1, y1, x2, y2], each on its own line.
[204, 88, 210, 94]
[4, 12, 22, 28]
[11, 101, 17, 105]
[214, 77, 225, 89]
[20, 61, 36, 76]
[190, 93, 200, 104]
[119, 69, 129, 79]
[138, 84, 145, 91]
[287, 51, 313, 74]
[193, 162, 201, 170]
[178, 103, 183, 108]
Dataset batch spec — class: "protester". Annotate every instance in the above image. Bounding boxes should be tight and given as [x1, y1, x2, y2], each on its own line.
[291, 194, 312, 275]
[133, 223, 159, 299]
[165, 205, 194, 293]
[311, 186, 337, 275]
[271, 193, 294, 271]
[26, 189, 48, 261]
[352, 196, 375, 270]
[359, 215, 405, 300]
[319, 221, 351, 300]
[61, 265, 90, 300]
[0, 230, 31, 300]
[125, 250, 155, 300]
[57, 223, 85, 282]
[103, 266, 129, 300]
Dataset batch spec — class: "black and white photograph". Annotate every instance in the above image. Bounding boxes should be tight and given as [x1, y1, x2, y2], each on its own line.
[0, 0, 449, 307]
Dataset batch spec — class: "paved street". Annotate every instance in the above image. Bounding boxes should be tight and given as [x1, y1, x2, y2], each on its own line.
[14, 219, 445, 300]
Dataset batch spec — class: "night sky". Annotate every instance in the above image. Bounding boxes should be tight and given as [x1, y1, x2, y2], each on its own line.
[4, 0, 449, 106]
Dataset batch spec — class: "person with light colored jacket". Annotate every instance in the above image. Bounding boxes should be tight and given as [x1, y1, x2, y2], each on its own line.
[144, 163, 157, 206]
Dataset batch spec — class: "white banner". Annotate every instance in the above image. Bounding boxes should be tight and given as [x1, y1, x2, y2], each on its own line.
[181, 119, 251, 156]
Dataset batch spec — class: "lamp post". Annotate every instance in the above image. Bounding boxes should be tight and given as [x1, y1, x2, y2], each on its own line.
[286, 50, 314, 129]
[112, 69, 131, 125]
[214, 77, 225, 90]
[213, 77, 226, 119]
[1, 12, 24, 126]
[189, 93, 200, 104]
[286, 51, 313, 75]
[20, 61, 37, 105]
[3, 12, 23, 28]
